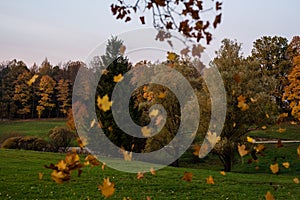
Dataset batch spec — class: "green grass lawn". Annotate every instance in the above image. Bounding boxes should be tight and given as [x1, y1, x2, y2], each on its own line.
[0, 119, 67, 140]
[248, 122, 300, 141]
[0, 149, 299, 199]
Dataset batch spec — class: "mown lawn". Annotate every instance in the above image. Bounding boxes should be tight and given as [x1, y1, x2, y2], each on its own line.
[0, 149, 299, 199]
[248, 122, 300, 141]
[0, 119, 66, 139]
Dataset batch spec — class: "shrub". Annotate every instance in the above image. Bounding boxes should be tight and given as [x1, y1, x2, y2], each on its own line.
[0, 132, 24, 145]
[48, 127, 76, 152]
[1, 137, 22, 149]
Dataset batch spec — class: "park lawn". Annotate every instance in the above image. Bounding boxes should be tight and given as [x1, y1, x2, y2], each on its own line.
[0, 119, 67, 139]
[0, 149, 299, 199]
[248, 122, 300, 141]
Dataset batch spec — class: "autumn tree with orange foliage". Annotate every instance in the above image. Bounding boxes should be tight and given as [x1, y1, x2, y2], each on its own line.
[283, 55, 300, 121]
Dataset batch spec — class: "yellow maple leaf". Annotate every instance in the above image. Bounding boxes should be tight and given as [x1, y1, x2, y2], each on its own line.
[157, 91, 166, 99]
[98, 177, 115, 198]
[38, 172, 44, 180]
[120, 146, 133, 161]
[113, 73, 124, 83]
[182, 172, 193, 182]
[282, 162, 290, 169]
[167, 51, 177, 61]
[193, 145, 200, 156]
[56, 160, 67, 171]
[150, 167, 156, 175]
[265, 191, 275, 200]
[206, 175, 215, 184]
[237, 144, 248, 157]
[277, 128, 286, 133]
[97, 95, 113, 112]
[141, 126, 152, 137]
[293, 177, 299, 184]
[297, 145, 300, 158]
[220, 171, 226, 176]
[85, 154, 100, 166]
[206, 131, 221, 145]
[51, 170, 70, 184]
[136, 172, 144, 179]
[237, 95, 249, 111]
[247, 136, 256, 143]
[149, 109, 159, 117]
[255, 144, 266, 153]
[102, 163, 106, 170]
[270, 163, 279, 174]
[27, 74, 39, 86]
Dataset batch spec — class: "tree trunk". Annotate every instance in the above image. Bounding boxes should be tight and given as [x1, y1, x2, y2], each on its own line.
[223, 154, 232, 172]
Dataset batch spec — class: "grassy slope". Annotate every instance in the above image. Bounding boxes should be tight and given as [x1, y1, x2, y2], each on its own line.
[0, 149, 299, 200]
[0, 119, 66, 139]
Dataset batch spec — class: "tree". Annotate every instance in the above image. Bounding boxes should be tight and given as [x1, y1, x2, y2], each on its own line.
[56, 79, 71, 117]
[12, 71, 32, 118]
[37, 75, 56, 118]
[251, 36, 292, 112]
[0, 60, 28, 119]
[110, 0, 222, 44]
[212, 39, 277, 171]
[283, 55, 300, 121]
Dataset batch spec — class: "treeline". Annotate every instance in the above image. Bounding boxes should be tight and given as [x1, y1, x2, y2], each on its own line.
[0, 58, 83, 119]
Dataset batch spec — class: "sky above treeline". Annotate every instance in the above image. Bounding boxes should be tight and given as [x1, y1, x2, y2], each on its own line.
[0, 0, 299, 67]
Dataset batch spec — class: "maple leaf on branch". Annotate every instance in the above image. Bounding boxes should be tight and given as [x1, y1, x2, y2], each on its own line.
[110, 0, 223, 44]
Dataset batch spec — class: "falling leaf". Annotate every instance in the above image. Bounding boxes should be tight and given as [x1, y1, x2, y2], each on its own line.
[38, 172, 44, 180]
[120, 146, 133, 161]
[293, 177, 299, 184]
[140, 16, 145, 24]
[27, 74, 39, 86]
[149, 109, 159, 117]
[276, 139, 283, 148]
[90, 119, 96, 128]
[85, 154, 100, 166]
[167, 52, 177, 61]
[180, 47, 190, 56]
[141, 126, 152, 137]
[247, 136, 256, 143]
[182, 172, 193, 182]
[56, 160, 67, 171]
[255, 144, 266, 153]
[113, 74, 124, 83]
[297, 146, 300, 158]
[250, 97, 257, 103]
[97, 95, 113, 112]
[282, 162, 290, 169]
[119, 45, 126, 55]
[262, 126, 267, 130]
[233, 122, 236, 127]
[102, 163, 106, 170]
[265, 191, 275, 200]
[192, 44, 204, 57]
[157, 91, 166, 99]
[51, 170, 70, 184]
[220, 171, 226, 176]
[150, 167, 156, 175]
[101, 69, 109, 75]
[137, 172, 144, 179]
[206, 131, 221, 145]
[206, 176, 215, 184]
[193, 145, 200, 156]
[237, 95, 249, 111]
[277, 128, 286, 133]
[237, 144, 248, 157]
[255, 166, 259, 170]
[266, 113, 270, 118]
[270, 163, 279, 174]
[98, 177, 115, 198]
[290, 121, 297, 125]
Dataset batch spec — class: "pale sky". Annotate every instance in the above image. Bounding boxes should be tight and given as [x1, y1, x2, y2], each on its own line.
[0, 0, 299, 67]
